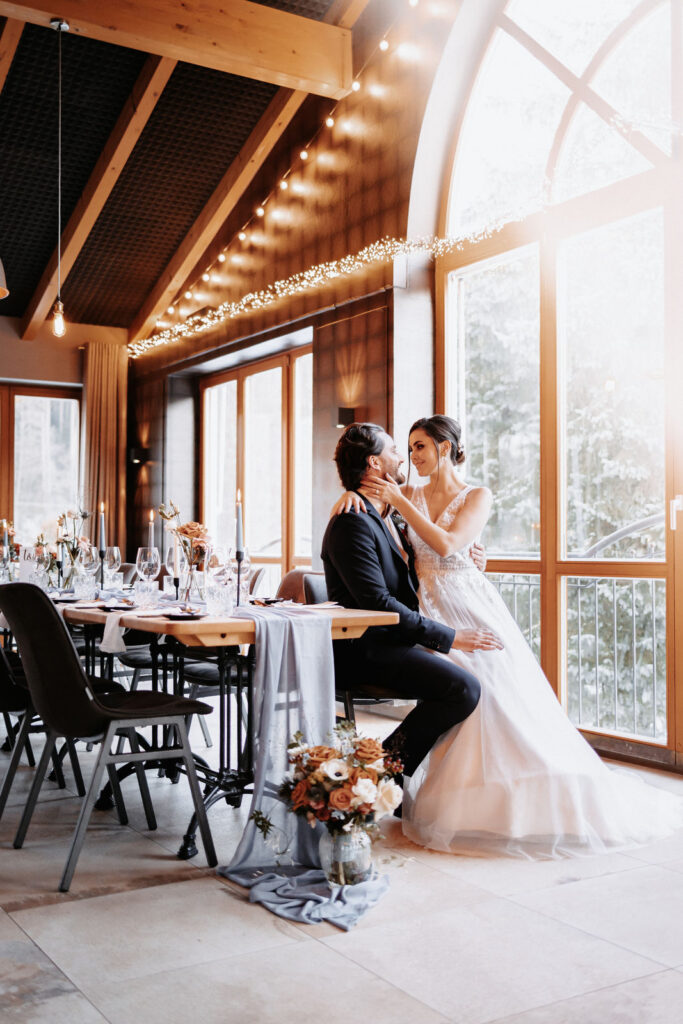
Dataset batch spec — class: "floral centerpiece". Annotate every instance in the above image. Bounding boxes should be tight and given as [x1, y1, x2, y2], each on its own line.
[158, 500, 212, 598]
[274, 722, 403, 885]
[56, 509, 91, 588]
[35, 535, 59, 583]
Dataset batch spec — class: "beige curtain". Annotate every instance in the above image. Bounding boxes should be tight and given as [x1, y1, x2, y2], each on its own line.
[83, 341, 128, 553]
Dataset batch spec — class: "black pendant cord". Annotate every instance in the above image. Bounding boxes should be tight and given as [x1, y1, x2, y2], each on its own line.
[57, 23, 62, 303]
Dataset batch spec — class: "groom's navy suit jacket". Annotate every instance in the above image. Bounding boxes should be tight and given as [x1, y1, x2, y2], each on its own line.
[321, 497, 454, 654]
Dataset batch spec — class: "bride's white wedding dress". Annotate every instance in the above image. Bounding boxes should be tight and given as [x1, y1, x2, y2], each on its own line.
[402, 484, 683, 858]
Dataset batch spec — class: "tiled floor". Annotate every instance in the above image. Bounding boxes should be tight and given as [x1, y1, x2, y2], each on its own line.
[2, 707, 683, 1024]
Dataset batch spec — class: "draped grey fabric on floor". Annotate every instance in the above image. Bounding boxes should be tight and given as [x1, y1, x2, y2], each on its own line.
[223, 606, 336, 874]
[220, 606, 390, 929]
[233, 869, 390, 931]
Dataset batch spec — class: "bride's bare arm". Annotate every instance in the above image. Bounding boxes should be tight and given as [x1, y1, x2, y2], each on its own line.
[329, 483, 408, 518]
[366, 473, 492, 558]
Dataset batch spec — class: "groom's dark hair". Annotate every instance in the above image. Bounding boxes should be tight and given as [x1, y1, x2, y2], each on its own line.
[334, 422, 385, 491]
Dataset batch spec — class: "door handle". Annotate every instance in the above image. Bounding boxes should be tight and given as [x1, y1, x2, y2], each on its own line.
[671, 495, 683, 530]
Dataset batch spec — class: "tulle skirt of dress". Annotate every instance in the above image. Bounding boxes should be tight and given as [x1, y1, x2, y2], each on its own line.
[402, 567, 683, 859]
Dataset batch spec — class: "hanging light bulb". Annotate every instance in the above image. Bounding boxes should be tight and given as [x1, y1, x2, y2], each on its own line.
[50, 18, 69, 338]
[52, 299, 66, 337]
[325, 116, 335, 128]
[379, 38, 389, 51]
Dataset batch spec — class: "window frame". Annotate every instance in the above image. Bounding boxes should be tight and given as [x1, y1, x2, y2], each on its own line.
[435, 0, 682, 767]
[199, 345, 313, 581]
[0, 383, 82, 529]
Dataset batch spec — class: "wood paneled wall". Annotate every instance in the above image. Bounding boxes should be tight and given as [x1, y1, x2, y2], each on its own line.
[132, 3, 457, 379]
[312, 295, 392, 564]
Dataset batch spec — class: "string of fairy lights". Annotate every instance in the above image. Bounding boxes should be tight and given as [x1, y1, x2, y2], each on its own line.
[128, 228, 511, 358]
[129, 0, 425, 358]
[129, 0, 672, 360]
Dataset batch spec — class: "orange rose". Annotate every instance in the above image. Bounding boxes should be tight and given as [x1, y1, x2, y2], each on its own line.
[349, 766, 378, 786]
[306, 745, 339, 768]
[291, 780, 309, 809]
[328, 785, 354, 811]
[354, 738, 385, 763]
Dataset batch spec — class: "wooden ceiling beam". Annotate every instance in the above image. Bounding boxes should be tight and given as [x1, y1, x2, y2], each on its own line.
[127, 0, 373, 345]
[21, 55, 175, 340]
[0, 16, 23, 95]
[128, 87, 306, 344]
[0, 0, 352, 99]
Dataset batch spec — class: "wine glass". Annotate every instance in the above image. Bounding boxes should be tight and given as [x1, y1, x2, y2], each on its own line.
[103, 546, 122, 589]
[135, 546, 161, 581]
[207, 545, 231, 581]
[75, 544, 101, 577]
[165, 543, 188, 579]
[104, 546, 121, 573]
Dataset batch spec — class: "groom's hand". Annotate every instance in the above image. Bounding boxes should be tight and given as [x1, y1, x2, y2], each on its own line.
[470, 542, 487, 572]
[452, 627, 503, 653]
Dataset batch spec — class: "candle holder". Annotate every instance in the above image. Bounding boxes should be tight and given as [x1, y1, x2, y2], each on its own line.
[56, 558, 62, 588]
[173, 575, 179, 601]
[235, 549, 244, 607]
[98, 549, 105, 590]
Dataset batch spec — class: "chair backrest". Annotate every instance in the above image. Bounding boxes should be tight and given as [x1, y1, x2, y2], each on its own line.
[0, 584, 106, 736]
[303, 573, 328, 605]
[249, 567, 266, 596]
[120, 562, 138, 585]
[275, 569, 307, 602]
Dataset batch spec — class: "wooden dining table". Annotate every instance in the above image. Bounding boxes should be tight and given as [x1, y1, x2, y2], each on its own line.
[62, 602, 399, 858]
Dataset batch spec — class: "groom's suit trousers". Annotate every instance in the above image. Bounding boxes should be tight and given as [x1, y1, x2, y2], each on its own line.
[334, 639, 479, 777]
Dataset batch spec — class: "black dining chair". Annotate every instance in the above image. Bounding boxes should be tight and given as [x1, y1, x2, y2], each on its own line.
[302, 572, 393, 724]
[0, 583, 217, 891]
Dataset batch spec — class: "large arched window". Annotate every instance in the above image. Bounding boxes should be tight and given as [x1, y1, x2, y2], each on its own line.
[439, 0, 683, 764]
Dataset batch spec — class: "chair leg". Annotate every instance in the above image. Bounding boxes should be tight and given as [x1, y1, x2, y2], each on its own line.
[50, 745, 67, 789]
[128, 729, 157, 831]
[23, 730, 35, 767]
[114, 670, 142, 755]
[176, 718, 217, 867]
[2, 710, 13, 748]
[14, 731, 58, 848]
[343, 692, 356, 724]
[0, 711, 32, 820]
[65, 740, 86, 797]
[188, 683, 213, 748]
[59, 723, 116, 892]
[106, 763, 129, 825]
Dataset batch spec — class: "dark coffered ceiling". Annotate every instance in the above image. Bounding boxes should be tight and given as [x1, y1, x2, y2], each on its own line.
[0, 0, 352, 336]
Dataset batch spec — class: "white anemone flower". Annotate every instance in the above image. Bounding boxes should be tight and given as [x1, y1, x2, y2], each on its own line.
[322, 758, 350, 781]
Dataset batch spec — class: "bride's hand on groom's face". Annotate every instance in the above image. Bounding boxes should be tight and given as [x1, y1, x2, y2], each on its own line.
[452, 627, 504, 653]
[366, 473, 401, 506]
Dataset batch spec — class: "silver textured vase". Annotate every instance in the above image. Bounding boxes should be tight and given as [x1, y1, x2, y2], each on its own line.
[319, 827, 372, 886]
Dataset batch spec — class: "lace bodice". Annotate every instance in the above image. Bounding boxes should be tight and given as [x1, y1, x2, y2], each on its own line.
[404, 484, 481, 583]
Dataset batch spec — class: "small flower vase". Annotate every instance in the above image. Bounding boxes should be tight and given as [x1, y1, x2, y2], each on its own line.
[319, 827, 373, 887]
[61, 548, 76, 590]
[180, 565, 205, 603]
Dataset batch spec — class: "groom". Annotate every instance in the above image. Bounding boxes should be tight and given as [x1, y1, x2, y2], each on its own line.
[321, 422, 500, 780]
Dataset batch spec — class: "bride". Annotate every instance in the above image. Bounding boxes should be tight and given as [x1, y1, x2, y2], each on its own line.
[335, 414, 683, 859]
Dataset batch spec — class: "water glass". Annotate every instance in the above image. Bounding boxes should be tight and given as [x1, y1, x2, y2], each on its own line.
[73, 575, 98, 600]
[205, 580, 235, 616]
[134, 579, 159, 608]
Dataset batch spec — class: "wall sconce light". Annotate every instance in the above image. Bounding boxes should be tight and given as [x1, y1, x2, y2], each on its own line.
[336, 407, 355, 428]
[129, 446, 151, 466]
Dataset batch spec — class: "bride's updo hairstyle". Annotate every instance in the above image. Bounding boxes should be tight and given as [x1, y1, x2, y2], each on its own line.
[408, 415, 465, 482]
